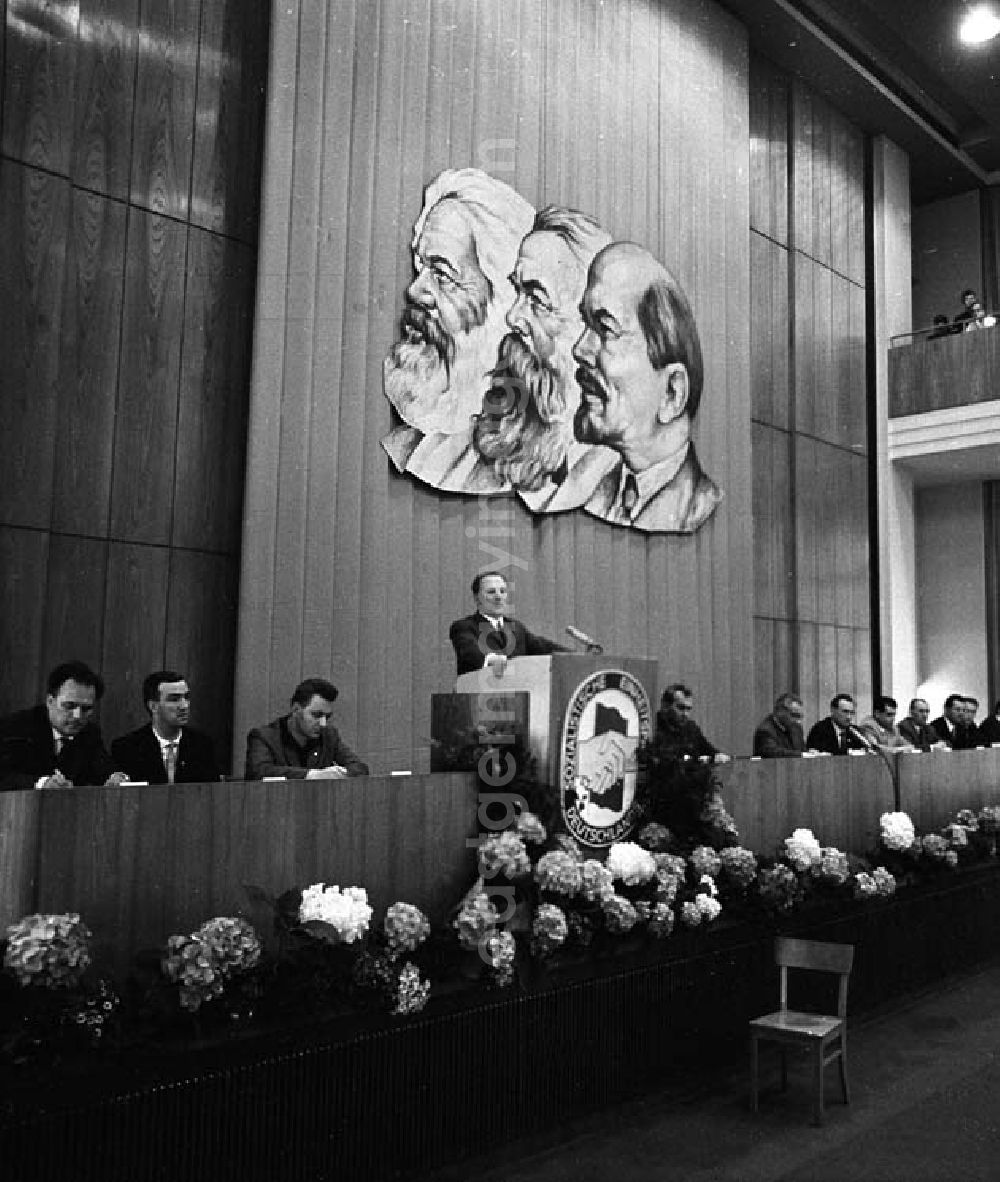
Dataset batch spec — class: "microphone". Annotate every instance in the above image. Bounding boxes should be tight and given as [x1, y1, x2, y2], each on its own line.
[565, 625, 603, 653]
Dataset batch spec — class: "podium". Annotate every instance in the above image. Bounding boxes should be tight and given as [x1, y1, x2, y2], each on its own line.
[454, 653, 658, 847]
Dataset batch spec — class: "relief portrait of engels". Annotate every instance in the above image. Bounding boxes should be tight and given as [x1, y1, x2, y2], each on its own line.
[381, 168, 723, 534]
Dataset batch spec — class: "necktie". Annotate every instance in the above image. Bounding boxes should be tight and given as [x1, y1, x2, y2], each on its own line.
[620, 473, 639, 520]
[165, 741, 178, 784]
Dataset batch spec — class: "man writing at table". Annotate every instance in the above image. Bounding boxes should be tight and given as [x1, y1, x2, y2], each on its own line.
[112, 670, 221, 784]
[245, 678, 369, 780]
[0, 661, 128, 790]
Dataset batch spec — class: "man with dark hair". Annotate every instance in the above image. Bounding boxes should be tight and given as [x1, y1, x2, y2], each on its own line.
[112, 671, 221, 784]
[652, 682, 728, 762]
[573, 241, 722, 533]
[806, 694, 870, 755]
[449, 570, 570, 677]
[897, 698, 939, 751]
[245, 678, 369, 780]
[930, 694, 977, 749]
[0, 661, 127, 791]
[953, 287, 978, 331]
[858, 695, 910, 749]
[753, 692, 806, 758]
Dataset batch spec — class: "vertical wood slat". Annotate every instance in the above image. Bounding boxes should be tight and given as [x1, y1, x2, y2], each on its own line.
[109, 208, 188, 544]
[0, 526, 49, 713]
[190, 0, 269, 241]
[0, 162, 71, 530]
[51, 188, 126, 535]
[129, 0, 200, 219]
[71, 0, 139, 200]
[2, 0, 79, 172]
[172, 228, 255, 553]
[41, 534, 109, 677]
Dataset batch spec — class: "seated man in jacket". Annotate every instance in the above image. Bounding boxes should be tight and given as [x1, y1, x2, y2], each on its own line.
[0, 661, 127, 790]
[245, 677, 369, 780]
[652, 683, 729, 762]
[806, 693, 870, 755]
[112, 670, 221, 784]
[752, 692, 806, 758]
[930, 694, 977, 749]
[857, 695, 912, 750]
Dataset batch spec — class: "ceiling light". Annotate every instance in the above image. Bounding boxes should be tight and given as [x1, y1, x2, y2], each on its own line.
[960, 4, 1000, 43]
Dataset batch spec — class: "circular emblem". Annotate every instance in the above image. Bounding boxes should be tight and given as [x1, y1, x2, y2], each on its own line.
[560, 670, 651, 847]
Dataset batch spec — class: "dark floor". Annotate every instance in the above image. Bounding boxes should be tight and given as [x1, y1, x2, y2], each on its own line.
[423, 958, 1000, 1182]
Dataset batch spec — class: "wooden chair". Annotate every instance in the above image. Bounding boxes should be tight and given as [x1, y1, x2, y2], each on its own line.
[749, 936, 854, 1125]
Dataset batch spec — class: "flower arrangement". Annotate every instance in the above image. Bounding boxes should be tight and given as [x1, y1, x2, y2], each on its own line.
[636, 821, 673, 852]
[606, 842, 656, 886]
[453, 891, 500, 952]
[4, 913, 92, 990]
[534, 850, 583, 896]
[689, 845, 722, 879]
[298, 883, 373, 944]
[783, 828, 822, 872]
[384, 903, 431, 956]
[530, 903, 569, 956]
[812, 847, 850, 887]
[600, 894, 639, 933]
[880, 811, 916, 852]
[478, 831, 532, 880]
[578, 859, 615, 903]
[515, 810, 548, 845]
[757, 863, 803, 912]
[161, 916, 262, 1012]
[718, 846, 758, 891]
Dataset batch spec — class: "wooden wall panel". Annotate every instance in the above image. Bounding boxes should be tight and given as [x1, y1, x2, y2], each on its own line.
[27, 775, 480, 973]
[2, 0, 78, 172]
[190, 0, 269, 241]
[1, 0, 266, 775]
[165, 548, 240, 772]
[236, 0, 754, 766]
[752, 422, 794, 622]
[0, 527, 48, 712]
[0, 791, 41, 931]
[0, 161, 70, 529]
[100, 542, 170, 741]
[40, 534, 108, 677]
[51, 188, 126, 535]
[129, 0, 200, 219]
[750, 232, 790, 429]
[109, 209, 188, 544]
[172, 229, 254, 553]
[749, 56, 788, 246]
[71, 0, 138, 199]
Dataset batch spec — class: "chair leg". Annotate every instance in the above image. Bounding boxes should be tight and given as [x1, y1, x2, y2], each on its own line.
[750, 1035, 759, 1112]
[839, 1032, 850, 1105]
[813, 1045, 825, 1126]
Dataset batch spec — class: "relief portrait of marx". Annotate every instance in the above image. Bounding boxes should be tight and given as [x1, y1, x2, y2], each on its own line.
[382, 170, 722, 533]
[381, 168, 535, 494]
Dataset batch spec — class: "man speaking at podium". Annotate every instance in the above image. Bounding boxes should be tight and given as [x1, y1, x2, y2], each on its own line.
[449, 571, 571, 676]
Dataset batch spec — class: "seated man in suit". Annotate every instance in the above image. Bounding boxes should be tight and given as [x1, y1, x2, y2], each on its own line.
[930, 693, 977, 749]
[0, 660, 128, 791]
[112, 670, 221, 784]
[857, 695, 912, 750]
[449, 571, 572, 677]
[245, 677, 369, 780]
[897, 697, 940, 751]
[752, 692, 806, 758]
[806, 693, 870, 755]
[653, 682, 729, 762]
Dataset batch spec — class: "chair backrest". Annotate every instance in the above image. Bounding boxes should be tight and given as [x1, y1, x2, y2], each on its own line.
[775, 936, 854, 1018]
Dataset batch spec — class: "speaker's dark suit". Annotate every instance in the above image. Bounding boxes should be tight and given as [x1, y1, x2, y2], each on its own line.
[805, 717, 868, 755]
[449, 612, 567, 676]
[930, 716, 977, 749]
[0, 705, 116, 791]
[111, 723, 221, 784]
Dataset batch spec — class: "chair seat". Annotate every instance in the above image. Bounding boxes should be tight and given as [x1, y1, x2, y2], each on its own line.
[750, 1010, 842, 1039]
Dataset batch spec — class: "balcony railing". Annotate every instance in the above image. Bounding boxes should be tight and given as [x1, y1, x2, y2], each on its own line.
[889, 318, 1000, 418]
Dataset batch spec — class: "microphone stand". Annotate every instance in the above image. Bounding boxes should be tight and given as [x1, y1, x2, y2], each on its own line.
[851, 727, 900, 809]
